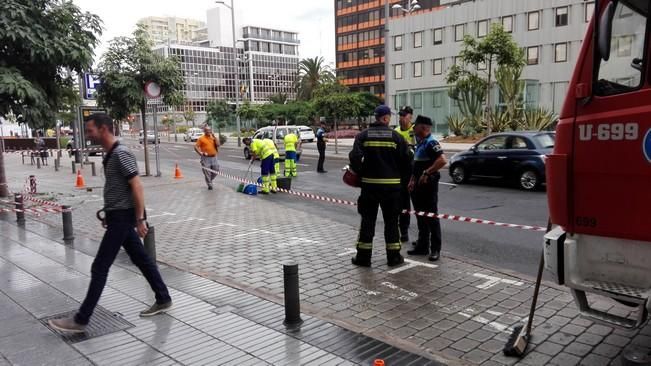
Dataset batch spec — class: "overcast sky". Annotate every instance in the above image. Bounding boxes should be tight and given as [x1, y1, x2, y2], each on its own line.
[72, 0, 335, 67]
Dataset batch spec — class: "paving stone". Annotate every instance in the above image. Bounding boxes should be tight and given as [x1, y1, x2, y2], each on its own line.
[533, 341, 564, 356]
[422, 337, 452, 352]
[560, 324, 587, 336]
[549, 352, 582, 366]
[575, 332, 604, 346]
[564, 342, 593, 357]
[593, 343, 621, 358]
[604, 333, 632, 347]
[467, 329, 495, 343]
[461, 349, 492, 364]
[432, 319, 458, 331]
[441, 347, 464, 360]
[479, 339, 506, 354]
[586, 324, 613, 336]
[440, 328, 469, 342]
[520, 351, 552, 366]
[458, 320, 484, 333]
[580, 354, 611, 366]
[450, 338, 480, 353]
[547, 332, 576, 346]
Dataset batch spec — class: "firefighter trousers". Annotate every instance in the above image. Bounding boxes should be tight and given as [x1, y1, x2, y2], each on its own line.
[356, 186, 402, 259]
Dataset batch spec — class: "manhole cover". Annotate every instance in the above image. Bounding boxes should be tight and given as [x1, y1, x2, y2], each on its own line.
[41, 306, 134, 343]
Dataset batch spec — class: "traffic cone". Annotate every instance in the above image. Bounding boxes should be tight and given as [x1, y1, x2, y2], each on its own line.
[75, 170, 85, 188]
[373, 360, 385, 366]
[174, 164, 183, 179]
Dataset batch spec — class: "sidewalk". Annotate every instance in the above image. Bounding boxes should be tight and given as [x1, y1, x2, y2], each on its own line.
[3, 153, 651, 366]
[0, 219, 439, 365]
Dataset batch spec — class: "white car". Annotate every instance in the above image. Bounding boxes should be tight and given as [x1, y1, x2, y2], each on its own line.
[184, 128, 203, 142]
[298, 126, 315, 142]
[243, 125, 303, 160]
[139, 130, 159, 144]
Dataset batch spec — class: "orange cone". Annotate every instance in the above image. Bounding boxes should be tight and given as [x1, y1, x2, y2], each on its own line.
[174, 163, 183, 179]
[373, 360, 385, 366]
[75, 170, 85, 188]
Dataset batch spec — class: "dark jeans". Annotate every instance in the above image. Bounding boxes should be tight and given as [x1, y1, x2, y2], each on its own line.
[399, 185, 411, 241]
[357, 187, 401, 252]
[317, 141, 326, 172]
[411, 175, 442, 253]
[75, 209, 171, 325]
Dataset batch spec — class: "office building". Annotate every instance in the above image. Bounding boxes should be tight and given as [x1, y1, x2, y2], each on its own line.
[334, 0, 441, 98]
[387, 0, 595, 134]
[137, 16, 206, 44]
[241, 26, 300, 103]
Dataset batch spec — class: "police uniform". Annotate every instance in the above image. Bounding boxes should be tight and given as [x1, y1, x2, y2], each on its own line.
[407, 116, 444, 261]
[349, 105, 411, 267]
[394, 106, 415, 243]
[316, 125, 327, 173]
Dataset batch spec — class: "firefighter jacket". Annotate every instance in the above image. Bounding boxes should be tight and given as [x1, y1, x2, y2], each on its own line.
[349, 122, 411, 188]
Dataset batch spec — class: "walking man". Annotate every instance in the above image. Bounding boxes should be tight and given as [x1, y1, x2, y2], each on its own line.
[395, 106, 415, 244]
[316, 122, 328, 173]
[350, 105, 411, 267]
[194, 125, 220, 190]
[407, 116, 446, 261]
[49, 113, 172, 333]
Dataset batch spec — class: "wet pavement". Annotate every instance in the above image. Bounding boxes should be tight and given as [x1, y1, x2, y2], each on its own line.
[2, 153, 651, 365]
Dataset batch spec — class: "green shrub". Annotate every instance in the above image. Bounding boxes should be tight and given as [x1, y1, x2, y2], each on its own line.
[219, 134, 227, 145]
[447, 115, 466, 136]
[177, 126, 188, 134]
[522, 108, 556, 131]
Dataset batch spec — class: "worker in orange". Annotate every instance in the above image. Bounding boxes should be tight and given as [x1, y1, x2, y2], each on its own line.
[194, 125, 220, 190]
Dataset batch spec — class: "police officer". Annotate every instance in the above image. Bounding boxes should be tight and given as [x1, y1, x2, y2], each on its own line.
[395, 106, 415, 244]
[349, 105, 411, 267]
[316, 122, 328, 173]
[407, 116, 446, 261]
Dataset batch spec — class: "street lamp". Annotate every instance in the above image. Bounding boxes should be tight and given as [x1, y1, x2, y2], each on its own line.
[384, 0, 421, 116]
[215, 0, 242, 147]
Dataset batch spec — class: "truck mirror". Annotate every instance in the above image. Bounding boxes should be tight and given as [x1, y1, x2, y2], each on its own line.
[598, 2, 616, 61]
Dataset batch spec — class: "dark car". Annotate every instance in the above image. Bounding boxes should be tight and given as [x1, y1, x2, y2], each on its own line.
[448, 131, 555, 191]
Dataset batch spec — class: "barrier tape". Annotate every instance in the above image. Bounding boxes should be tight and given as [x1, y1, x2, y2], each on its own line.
[204, 166, 547, 233]
[0, 206, 68, 214]
[24, 195, 63, 208]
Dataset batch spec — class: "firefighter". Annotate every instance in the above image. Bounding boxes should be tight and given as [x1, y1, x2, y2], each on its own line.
[407, 115, 446, 261]
[284, 129, 300, 177]
[349, 105, 411, 267]
[395, 106, 415, 244]
[243, 137, 277, 194]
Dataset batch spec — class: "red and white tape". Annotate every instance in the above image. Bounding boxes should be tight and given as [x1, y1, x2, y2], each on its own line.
[205, 166, 547, 233]
[0, 206, 67, 214]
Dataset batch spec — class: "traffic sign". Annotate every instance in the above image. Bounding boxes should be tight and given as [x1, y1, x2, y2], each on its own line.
[144, 81, 161, 99]
[83, 73, 101, 100]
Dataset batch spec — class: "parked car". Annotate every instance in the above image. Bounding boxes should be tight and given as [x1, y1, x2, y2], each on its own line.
[139, 130, 159, 144]
[448, 131, 555, 191]
[66, 138, 102, 156]
[184, 128, 203, 142]
[243, 125, 303, 160]
[297, 125, 316, 142]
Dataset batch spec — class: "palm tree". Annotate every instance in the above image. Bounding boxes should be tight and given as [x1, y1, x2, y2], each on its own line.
[294, 57, 335, 101]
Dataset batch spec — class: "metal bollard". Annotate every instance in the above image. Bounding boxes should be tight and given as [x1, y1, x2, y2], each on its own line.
[62, 205, 74, 241]
[36, 157, 41, 169]
[54, 158, 60, 171]
[71, 161, 76, 174]
[29, 175, 36, 194]
[14, 194, 25, 225]
[283, 261, 303, 329]
[144, 225, 156, 261]
[90, 162, 96, 177]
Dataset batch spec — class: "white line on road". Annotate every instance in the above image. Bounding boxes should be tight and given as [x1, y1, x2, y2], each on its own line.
[199, 222, 238, 230]
[148, 212, 176, 218]
[228, 155, 243, 159]
[387, 258, 439, 274]
[458, 310, 511, 333]
[162, 217, 205, 224]
[473, 273, 524, 289]
[337, 248, 357, 256]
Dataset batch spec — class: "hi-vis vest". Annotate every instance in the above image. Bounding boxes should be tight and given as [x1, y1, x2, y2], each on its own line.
[251, 139, 275, 159]
[394, 125, 415, 146]
[284, 133, 299, 152]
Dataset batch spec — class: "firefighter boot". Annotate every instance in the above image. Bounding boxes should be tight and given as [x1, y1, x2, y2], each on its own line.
[351, 249, 372, 267]
[387, 250, 405, 267]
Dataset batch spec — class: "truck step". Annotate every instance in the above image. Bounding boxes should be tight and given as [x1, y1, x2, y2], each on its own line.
[582, 280, 649, 302]
[571, 288, 649, 329]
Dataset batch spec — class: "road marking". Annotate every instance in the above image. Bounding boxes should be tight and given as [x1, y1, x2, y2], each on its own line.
[198, 222, 237, 230]
[148, 212, 176, 218]
[296, 163, 310, 167]
[233, 228, 273, 237]
[85, 198, 103, 202]
[458, 310, 511, 333]
[337, 248, 357, 256]
[473, 273, 524, 289]
[228, 155, 243, 159]
[380, 281, 418, 300]
[387, 258, 439, 274]
[162, 217, 205, 224]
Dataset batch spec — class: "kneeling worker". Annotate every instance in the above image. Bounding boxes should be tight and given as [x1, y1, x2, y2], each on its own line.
[243, 137, 278, 194]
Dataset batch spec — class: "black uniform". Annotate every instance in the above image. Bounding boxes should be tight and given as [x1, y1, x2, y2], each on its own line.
[349, 122, 411, 266]
[316, 126, 326, 172]
[409, 133, 443, 256]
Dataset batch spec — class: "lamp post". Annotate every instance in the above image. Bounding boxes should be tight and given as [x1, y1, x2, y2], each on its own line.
[385, 0, 421, 115]
[215, 0, 242, 146]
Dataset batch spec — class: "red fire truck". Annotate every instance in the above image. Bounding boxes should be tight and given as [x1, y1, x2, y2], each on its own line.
[544, 0, 651, 329]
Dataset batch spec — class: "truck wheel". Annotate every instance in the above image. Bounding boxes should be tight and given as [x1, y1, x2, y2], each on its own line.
[519, 169, 539, 191]
[450, 164, 468, 184]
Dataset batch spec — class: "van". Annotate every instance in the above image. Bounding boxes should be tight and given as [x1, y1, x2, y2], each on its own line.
[243, 125, 302, 160]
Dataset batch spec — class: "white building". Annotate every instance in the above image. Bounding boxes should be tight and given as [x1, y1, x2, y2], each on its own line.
[387, 0, 595, 134]
[137, 16, 206, 45]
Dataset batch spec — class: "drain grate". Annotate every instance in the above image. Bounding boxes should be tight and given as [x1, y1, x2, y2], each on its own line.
[41, 306, 134, 343]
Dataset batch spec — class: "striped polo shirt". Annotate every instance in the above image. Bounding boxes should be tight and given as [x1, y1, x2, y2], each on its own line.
[102, 143, 139, 211]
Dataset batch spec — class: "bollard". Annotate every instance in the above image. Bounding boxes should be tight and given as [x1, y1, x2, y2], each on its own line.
[29, 175, 37, 194]
[90, 162, 96, 177]
[36, 157, 41, 169]
[283, 261, 303, 328]
[144, 225, 156, 261]
[54, 158, 60, 172]
[71, 161, 76, 174]
[14, 194, 25, 225]
[62, 205, 74, 241]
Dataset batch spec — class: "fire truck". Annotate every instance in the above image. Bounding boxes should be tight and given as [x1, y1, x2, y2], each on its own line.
[544, 0, 651, 329]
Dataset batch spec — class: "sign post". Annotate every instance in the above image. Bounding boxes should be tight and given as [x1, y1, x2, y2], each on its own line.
[144, 82, 162, 177]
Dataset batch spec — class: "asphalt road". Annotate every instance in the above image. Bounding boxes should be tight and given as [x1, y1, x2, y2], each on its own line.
[132, 137, 548, 278]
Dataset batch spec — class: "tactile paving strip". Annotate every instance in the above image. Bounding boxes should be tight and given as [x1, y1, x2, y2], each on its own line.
[40, 306, 134, 344]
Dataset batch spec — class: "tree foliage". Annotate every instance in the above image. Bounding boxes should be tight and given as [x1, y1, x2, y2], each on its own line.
[206, 100, 231, 127]
[0, 0, 102, 129]
[95, 25, 184, 122]
[294, 57, 335, 101]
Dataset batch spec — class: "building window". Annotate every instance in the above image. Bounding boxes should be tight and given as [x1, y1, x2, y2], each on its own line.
[413, 61, 422, 77]
[455, 24, 465, 42]
[433, 58, 443, 75]
[555, 43, 568, 62]
[413, 31, 423, 48]
[502, 15, 514, 33]
[556, 6, 569, 27]
[433, 28, 443, 45]
[585, 2, 595, 23]
[394, 35, 403, 51]
[394, 64, 403, 79]
[528, 11, 540, 31]
[477, 20, 488, 37]
[527, 46, 539, 65]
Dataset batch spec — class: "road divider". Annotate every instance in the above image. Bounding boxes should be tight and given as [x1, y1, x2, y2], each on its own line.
[206, 165, 547, 233]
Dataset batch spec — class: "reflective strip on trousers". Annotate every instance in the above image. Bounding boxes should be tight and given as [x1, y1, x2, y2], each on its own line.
[356, 242, 373, 250]
[386, 242, 401, 250]
[361, 177, 401, 185]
